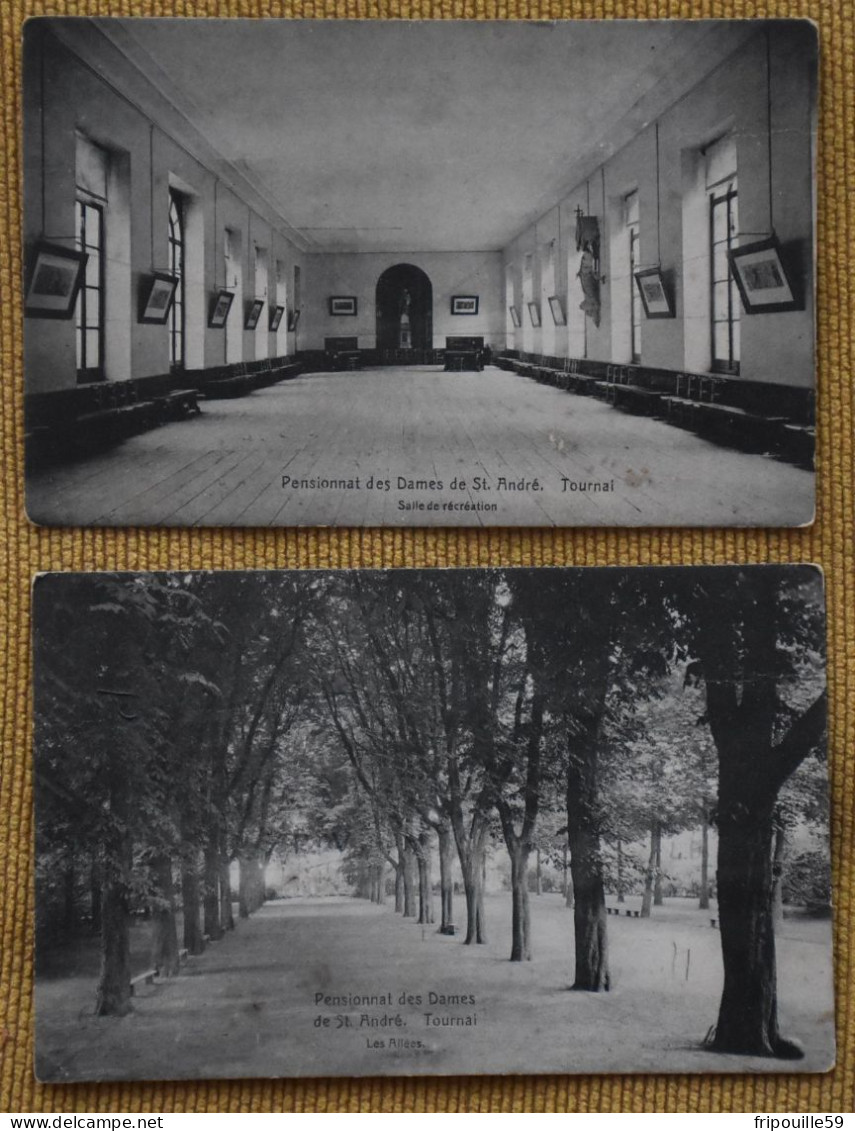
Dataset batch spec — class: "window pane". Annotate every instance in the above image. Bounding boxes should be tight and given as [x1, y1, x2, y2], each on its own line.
[712, 203, 728, 243]
[731, 315, 741, 362]
[713, 321, 730, 361]
[713, 281, 730, 320]
[85, 254, 100, 289]
[86, 329, 100, 367]
[76, 327, 83, 369]
[713, 246, 731, 283]
[86, 209, 100, 249]
[729, 195, 739, 238]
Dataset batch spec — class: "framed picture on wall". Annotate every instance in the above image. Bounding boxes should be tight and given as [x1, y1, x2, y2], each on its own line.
[451, 295, 479, 315]
[245, 299, 265, 330]
[208, 289, 235, 329]
[24, 242, 87, 319]
[728, 237, 799, 314]
[287, 309, 301, 331]
[508, 304, 521, 328]
[547, 295, 566, 326]
[269, 305, 285, 332]
[527, 302, 541, 328]
[139, 272, 178, 325]
[634, 267, 674, 319]
[329, 296, 357, 316]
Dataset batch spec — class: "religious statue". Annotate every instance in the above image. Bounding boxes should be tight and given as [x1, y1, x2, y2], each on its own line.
[399, 289, 412, 349]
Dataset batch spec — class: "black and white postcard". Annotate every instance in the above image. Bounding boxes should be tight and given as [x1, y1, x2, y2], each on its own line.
[22, 19, 817, 528]
[33, 566, 834, 1081]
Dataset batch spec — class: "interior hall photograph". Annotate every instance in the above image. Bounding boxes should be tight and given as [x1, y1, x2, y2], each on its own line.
[21, 18, 818, 529]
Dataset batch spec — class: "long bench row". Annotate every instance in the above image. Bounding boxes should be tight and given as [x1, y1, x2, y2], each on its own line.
[496, 351, 815, 470]
[25, 355, 302, 468]
[296, 346, 496, 371]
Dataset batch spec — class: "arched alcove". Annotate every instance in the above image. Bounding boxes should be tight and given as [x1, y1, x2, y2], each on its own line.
[375, 264, 433, 354]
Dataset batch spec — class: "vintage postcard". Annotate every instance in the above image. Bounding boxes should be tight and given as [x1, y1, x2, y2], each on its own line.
[22, 18, 816, 528]
[33, 566, 833, 1080]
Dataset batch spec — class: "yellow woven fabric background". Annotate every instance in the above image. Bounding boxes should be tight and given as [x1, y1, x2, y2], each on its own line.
[1, 0, 852, 1112]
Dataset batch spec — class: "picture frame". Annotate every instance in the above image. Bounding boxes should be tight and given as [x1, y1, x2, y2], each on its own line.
[527, 301, 541, 328]
[508, 304, 521, 328]
[269, 304, 285, 332]
[245, 299, 265, 330]
[547, 295, 566, 326]
[287, 308, 301, 332]
[208, 289, 235, 329]
[451, 295, 479, 316]
[329, 295, 357, 316]
[139, 272, 178, 325]
[24, 242, 87, 319]
[728, 236, 799, 314]
[634, 267, 674, 319]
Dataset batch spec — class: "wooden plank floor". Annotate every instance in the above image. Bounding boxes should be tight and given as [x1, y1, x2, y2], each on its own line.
[25, 366, 815, 528]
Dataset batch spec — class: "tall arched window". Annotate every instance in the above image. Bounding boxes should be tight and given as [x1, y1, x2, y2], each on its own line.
[75, 135, 108, 383]
[168, 190, 185, 369]
[705, 135, 739, 374]
[626, 190, 641, 363]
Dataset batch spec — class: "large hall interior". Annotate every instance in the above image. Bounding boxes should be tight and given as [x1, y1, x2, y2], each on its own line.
[21, 18, 817, 528]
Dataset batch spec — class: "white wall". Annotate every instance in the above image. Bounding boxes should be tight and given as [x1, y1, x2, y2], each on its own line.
[23, 27, 306, 393]
[502, 25, 816, 387]
[301, 252, 505, 352]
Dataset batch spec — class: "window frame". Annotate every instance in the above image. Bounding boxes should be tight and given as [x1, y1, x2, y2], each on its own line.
[168, 189, 186, 371]
[708, 177, 740, 376]
[626, 191, 642, 364]
[75, 196, 105, 384]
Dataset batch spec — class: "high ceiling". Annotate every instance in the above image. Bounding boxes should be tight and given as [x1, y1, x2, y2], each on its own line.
[93, 18, 754, 253]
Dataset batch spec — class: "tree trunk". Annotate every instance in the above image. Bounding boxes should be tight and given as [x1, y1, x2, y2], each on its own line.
[509, 843, 532, 961]
[89, 856, 102, 935]
[394, 858, 405, 913]
[220, 858, 234, 932]
[567, 734, 609, 991]
[438, 826, 455, 933]
[772, 820, 787, 928]
[95, 742, 133, 1017]
[181, 856, 205, 955]
[401, 842, 416, 918]
[150, 854, 180, 977]
[699, 811, 711, 910]
[458, 825, 488, 945]
[238, 855, 254, 919]
[416, 841, 434, 925]
[95, 867, 132, 1016]
[641, 821, 659, 918]
[653, 831, 664, 906]
[379, 861, 387, 904]
[616, 839, 625, 903]
[203, 843, 223, 941]
[709, 805, 801, 1058]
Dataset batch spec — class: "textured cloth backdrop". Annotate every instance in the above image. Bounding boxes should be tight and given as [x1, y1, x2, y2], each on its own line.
[1, 0, 852, 1113]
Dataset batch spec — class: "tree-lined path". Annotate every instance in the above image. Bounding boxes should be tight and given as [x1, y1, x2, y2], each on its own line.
[32, 566, 833, 1080]
[35, 893, 834, 1081]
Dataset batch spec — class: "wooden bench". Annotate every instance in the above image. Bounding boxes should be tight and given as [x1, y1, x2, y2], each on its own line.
[189, 365, 258, 399]
[25, 376, 201, 468]
[129, 968, 158, 995]
[606, 365, 664, 416]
